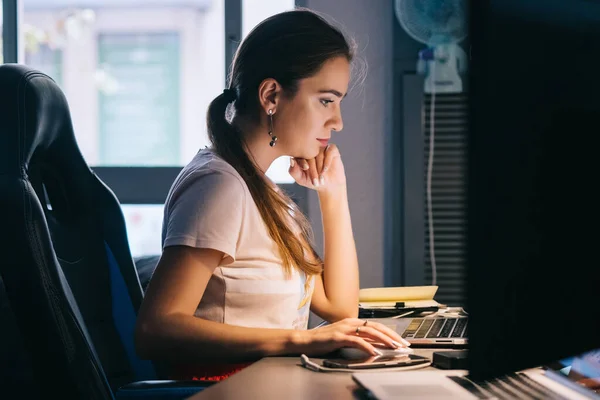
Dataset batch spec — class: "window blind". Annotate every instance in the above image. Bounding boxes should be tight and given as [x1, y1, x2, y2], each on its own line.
[423, 93, 468, 307]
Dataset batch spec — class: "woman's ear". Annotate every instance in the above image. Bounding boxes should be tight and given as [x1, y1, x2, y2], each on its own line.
[257, 78, 282, 114]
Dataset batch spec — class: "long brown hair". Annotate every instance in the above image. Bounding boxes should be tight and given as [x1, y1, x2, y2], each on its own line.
[206, 9, 355, 278]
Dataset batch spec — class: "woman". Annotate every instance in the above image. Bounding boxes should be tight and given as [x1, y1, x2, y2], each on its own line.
[134, 8, 408, 381]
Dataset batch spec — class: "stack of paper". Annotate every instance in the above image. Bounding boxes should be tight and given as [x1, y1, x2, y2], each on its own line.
[359, 286, 442, 309]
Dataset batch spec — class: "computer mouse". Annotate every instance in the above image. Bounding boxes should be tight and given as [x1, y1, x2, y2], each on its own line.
[339, 346, 414, 360]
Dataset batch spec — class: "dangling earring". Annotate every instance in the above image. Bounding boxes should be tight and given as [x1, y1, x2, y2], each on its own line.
[268, 109, 278, 147]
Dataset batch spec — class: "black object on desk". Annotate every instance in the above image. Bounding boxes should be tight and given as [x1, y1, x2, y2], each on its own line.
[358, 306, 439, 319]
[432, 350, 469, 370]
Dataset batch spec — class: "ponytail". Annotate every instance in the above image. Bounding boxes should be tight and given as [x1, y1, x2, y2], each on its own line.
[206, 90, 323, 280]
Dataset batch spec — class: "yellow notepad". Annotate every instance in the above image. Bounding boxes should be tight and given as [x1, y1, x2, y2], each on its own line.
[359, 286, 440, 308]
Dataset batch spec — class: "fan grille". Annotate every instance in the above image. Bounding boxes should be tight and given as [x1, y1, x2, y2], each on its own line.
[395, 0, 468, 45]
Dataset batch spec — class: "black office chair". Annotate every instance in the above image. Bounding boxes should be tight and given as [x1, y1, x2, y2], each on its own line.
[0, 64, 211, 399]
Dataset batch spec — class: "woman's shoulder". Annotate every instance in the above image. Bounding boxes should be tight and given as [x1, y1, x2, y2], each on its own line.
[171, 149, 247, 198]
[193, 149, 242, 177]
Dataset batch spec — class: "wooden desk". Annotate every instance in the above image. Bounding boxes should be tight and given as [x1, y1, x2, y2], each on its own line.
[186, 349, 459, 400]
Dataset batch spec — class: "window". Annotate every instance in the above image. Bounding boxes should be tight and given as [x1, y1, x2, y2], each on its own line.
[24, 1, 225, 166]
[16, 0, 307, 257]
[242, 0, 295, 37]
[24, 43, 62, 85]
[21, 0, 225, 257]
[121, 205, 164, 257]
[97, 32, 181, 165]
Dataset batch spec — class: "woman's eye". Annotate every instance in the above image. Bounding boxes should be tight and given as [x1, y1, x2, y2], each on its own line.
[320, 99, 334, 107]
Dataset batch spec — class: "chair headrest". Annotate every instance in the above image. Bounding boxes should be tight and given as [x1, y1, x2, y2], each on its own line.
[0, 63, 89, 180]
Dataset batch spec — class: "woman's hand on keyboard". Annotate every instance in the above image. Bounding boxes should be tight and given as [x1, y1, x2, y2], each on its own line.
[296, 318, 411, 357]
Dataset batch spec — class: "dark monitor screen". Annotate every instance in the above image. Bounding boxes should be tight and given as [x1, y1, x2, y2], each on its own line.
[467, 0, 600, 381]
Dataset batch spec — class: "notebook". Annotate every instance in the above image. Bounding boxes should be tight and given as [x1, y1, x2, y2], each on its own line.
[359, 286, 442, 309]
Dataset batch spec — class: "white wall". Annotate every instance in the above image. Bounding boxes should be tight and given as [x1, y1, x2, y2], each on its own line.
[306, 0, 394, 290]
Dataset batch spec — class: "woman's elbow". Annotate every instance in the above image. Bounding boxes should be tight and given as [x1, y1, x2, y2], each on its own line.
[134, 319, 157, 360]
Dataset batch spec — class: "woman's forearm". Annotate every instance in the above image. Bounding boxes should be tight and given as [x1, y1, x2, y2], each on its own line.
[319, 186, 360, 316]
[135, 314, 304, 364]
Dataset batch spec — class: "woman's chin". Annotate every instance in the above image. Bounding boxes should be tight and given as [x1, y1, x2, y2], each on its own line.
[293, 149, 320, 160]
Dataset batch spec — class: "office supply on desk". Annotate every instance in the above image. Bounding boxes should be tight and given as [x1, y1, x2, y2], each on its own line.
[359, 285, 446, 322]
[300, 354, 431, 373]
[323, 354, 429, 370]
[359, 305, 440, 319]
[432, 350, 469, 370]
[359, 286, 441, 309]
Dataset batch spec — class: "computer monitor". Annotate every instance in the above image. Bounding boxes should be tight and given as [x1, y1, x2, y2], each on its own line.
[467, 0, 600, 381]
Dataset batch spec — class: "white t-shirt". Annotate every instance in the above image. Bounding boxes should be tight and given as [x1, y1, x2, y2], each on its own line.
[161, 149, 315, 330]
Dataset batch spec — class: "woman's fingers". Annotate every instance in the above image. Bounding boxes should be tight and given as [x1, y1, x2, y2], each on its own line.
[321, 144, 339, 175]
[346, 319, 409, 348]
[289, 157, 304, 181]
[315, 148, 325, 180]
[338, 335, 382, 356]
[297, 158, 310, 171]
[316, 152, 325, 186]
[306, 158, 319, 187]
[365, 321, 410, 346]
[293, 158, 311, 186]
[353, 326, 400, 349]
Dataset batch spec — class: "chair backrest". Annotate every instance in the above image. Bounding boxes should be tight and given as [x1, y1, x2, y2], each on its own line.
[0, 64, 156, 399]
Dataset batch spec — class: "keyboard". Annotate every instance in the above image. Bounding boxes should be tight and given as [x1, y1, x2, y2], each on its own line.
[402, 318, 468, 339]
[449, 373, 570, 400]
